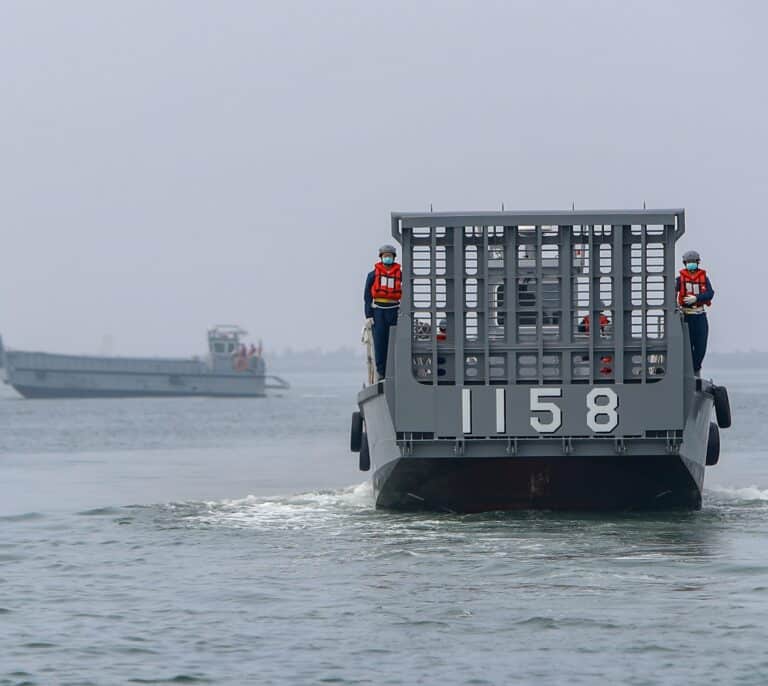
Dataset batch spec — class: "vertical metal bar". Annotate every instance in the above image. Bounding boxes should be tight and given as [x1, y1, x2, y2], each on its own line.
[505, 225, 517, 384]
[392, 217, 405, 420]
[561, 224, 572, 384]
[641, 224, 647, 383]
[612, 225, 625, 383]
[454, 226, 465, 388]
[430, 228, 437, 387]
[536, 226, 543, 384]
[665, 222, 676, 366]
[483, 227, 490, 384]
[396, 217, 410, 313]
[588, 224, 595, 382]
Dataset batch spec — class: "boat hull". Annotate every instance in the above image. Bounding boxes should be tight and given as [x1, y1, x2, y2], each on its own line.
[360, 385, 710, 513]
[2, 350, 267, 398]
[373, 454, 704, 513]
[9, 384, 265, 399]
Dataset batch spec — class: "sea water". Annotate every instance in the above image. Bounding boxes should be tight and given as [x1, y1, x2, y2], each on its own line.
[1, 368, 767, 685]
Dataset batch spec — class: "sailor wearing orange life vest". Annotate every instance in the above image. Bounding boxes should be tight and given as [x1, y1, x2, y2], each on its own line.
[364, 244, 402, 379]
[676, 249, 714, 376]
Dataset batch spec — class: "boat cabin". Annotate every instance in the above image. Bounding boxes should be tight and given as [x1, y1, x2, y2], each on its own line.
[207, 325, 264, 374]
[207, 325, 246, 357]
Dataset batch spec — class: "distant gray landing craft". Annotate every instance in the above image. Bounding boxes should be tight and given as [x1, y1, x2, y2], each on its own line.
[351, 209, 732, 512]
[0, 326, 289, 398]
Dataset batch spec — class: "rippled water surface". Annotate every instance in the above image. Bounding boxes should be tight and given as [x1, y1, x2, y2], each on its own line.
[2, 368, 768, 685]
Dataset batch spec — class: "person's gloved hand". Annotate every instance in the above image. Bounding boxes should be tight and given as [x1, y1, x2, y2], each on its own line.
[683, 295, 697, 306]
[365, 317, 374, 326]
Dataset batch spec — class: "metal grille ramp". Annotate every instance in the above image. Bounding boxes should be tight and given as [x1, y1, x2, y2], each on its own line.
[388, 210, 687, 440]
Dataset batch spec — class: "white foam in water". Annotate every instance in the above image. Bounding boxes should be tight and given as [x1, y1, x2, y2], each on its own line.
[194, 481, 374, 529]
[706, 485, 768, 502]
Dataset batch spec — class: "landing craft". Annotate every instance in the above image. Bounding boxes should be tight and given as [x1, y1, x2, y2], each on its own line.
[351, 210, 732, 512]
[1, 326, 289, 398]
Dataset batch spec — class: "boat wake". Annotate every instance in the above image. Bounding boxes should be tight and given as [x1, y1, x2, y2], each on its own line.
[705, 484, 768, 503]
[148, 481, 768, 534]
[179, 482, 375, 530]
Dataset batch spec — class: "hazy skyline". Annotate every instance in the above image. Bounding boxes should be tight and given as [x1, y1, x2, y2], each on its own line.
[2, 1, 765, 356]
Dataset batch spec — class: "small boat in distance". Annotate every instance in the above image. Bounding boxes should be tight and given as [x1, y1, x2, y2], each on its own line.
[0, 325, 289, 398]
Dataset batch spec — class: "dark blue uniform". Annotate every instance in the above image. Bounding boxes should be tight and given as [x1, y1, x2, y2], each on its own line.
[676, 275, 714, 374]
[364, 270, 399, 378]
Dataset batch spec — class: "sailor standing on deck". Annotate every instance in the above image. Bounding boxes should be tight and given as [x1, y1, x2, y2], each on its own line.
[364, 244, 401, 380]
[676, 250, 715, 376]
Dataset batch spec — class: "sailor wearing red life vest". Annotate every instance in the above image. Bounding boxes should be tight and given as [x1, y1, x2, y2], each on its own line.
[676, 249, 715, 376]
[364, 244, 402, 379]
[578, 312, 610, 333]
[436, 319, 448, 342]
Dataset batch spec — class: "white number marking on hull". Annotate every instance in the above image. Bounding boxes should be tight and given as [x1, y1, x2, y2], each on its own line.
[529, 388, 563, 433]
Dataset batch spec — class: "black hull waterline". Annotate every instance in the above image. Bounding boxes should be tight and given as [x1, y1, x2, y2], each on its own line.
[373, 455, 705, 513]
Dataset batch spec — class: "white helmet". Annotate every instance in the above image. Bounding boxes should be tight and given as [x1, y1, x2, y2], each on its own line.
[379, 244, 397, 256]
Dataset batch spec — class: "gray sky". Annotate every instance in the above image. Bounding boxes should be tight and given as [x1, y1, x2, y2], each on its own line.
[1, 0, 765, 356]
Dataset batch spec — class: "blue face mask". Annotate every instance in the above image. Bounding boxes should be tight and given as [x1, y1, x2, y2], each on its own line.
[686, 262, 698, 271]
[382, 256, 395, 266]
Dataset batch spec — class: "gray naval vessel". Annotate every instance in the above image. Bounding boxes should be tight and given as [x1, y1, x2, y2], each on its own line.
[0, 325, 289, 398]
[351, 209, 732, 512]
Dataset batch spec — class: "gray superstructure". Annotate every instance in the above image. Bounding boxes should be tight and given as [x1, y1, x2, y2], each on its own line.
[1, 326, 288, 398]
[352, 209, 732, 512]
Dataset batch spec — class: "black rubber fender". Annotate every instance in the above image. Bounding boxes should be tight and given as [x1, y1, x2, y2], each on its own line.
[713, 385, 732, 429]
[706, 421, 720, 466]
[350, 411, 363, 452]
[359, 433, 370, 472]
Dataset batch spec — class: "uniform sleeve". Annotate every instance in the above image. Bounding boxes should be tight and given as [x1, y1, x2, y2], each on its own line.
[364, 271, 375, 318]
[698, 277, 714, 303]
[675, 276, 680, 295]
